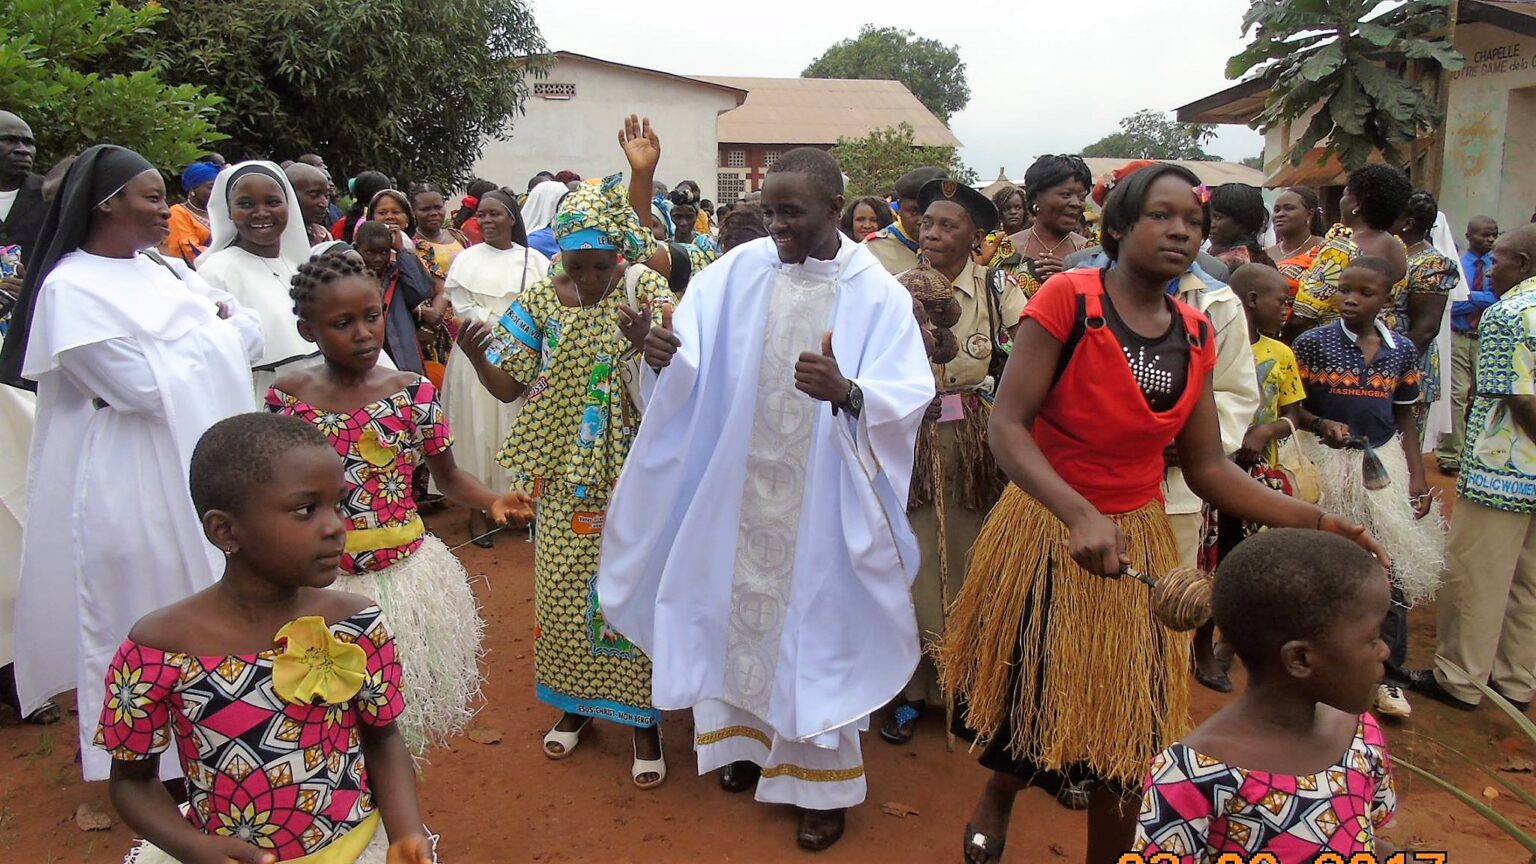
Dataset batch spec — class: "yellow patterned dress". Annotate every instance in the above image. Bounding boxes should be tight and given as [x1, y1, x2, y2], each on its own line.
[1293, 225, 1408, 324]
[488, 270, 675, 726]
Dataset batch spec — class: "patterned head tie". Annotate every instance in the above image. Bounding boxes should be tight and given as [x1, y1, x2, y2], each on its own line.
[552, 173, 657, 264]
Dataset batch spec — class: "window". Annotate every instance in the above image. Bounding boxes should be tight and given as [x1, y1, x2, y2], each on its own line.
[724, 149, 746, 168]
[763, 149, 783, 169]
[717, 173, 745, 202]
[533, 82, 576, 100]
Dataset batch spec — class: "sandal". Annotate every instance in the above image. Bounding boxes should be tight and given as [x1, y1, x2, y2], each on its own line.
[632, 728, 666, 790]
[25, 700, 63, 725]
[1055, 779, 1090, 811]
[718, 760, 761, 793]
[796, 807, 846, 852]
[879, 700, 923, 745]
[1196, 669, 1234, 693]
[542, 716, 591, 760]
[963, 822, 1006, 863]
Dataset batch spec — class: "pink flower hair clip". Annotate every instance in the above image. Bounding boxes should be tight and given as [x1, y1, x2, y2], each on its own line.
[1193, 183, 1212, 205]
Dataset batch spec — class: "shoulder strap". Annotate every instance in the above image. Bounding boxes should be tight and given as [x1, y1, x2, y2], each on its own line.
[1050, 270, 1103, 387]
[139, 249, 187, 281]
[624, 261, 646, 307]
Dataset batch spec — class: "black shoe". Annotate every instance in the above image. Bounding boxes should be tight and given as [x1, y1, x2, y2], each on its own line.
[718, 760, 761, 793]
[1437, 461, 1460, 476]
[1404, 669, 1479, 711]
[1489, 682, 1531, 713]
[796, 808, 846, 851]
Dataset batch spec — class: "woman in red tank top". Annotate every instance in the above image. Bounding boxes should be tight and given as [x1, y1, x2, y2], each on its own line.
[939, 164, 1387, 864]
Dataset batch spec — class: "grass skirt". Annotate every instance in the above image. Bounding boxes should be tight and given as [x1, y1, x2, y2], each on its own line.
[937, 487, 1188, 787]
[1299, 434, 1445, 604]
[122, 821, 440, 863]
[334, 534, 484, 754]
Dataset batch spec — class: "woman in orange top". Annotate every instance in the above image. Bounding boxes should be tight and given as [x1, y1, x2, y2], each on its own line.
[161, 160, 218, 265]
[1265, 186, 1326, 316]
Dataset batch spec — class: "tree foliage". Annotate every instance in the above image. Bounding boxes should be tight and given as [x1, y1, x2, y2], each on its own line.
[0, 0, 225, 169]
[1081, 110, 1219, 161]
[1227, 0, 1463, 171]
[138, 0, 547, 189]
[804, 25, 970, 122]
[831, 124, 977, 200]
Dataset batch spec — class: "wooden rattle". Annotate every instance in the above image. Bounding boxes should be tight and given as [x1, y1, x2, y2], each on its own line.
[1123, 566, 1213, 632]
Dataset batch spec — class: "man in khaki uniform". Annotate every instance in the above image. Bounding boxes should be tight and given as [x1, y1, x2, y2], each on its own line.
[865, 166, 947, 276]
[881, 178, 1025, 745]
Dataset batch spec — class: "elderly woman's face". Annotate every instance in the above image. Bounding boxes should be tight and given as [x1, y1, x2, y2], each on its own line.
[1035, 179, 1087, 236]
[562, 248, 620, 294]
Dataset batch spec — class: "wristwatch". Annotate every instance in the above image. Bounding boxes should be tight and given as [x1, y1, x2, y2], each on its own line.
[834, 381, 864, 418]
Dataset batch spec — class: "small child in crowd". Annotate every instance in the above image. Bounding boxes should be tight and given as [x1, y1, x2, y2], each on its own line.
[1135, 528, 1398, 862]
[267, 252, 532, 754]
[1292, 257, 1445, 719]
[98, 413, 434, 863]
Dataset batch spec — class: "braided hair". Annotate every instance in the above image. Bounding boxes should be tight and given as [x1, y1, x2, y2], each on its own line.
[290, 251, 374, 318]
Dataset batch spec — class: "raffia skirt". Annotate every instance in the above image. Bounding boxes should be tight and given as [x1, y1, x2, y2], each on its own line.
[334, 535, 485, 754]
[123, 816, 439, 863]
[937, 487, 1188, 793]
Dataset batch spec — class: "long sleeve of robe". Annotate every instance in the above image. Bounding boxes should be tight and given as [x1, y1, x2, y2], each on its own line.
[597, 236, 934, 742]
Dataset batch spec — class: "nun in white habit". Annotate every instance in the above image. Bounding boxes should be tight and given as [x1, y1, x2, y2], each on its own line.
[0, 145, 262, 781]
[196, 161, 320, 396]
[439, 189, 548, 543]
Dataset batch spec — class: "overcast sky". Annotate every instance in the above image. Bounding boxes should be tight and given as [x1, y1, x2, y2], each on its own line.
[527, 0, 1267, 180]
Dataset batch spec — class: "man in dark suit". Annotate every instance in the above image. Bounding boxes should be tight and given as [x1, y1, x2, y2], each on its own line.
[0, 111, 45, 274]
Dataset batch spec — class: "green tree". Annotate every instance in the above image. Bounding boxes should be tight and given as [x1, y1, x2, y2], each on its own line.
[1227, 0, 1463, 171]
[1081, 110, 1219, 160]
[804, 25, 969, 122]
[0, 0, 225, 169]
[831, 124, 977, 200]
[138, 0, 546, 189]
[1242, 154, 1265, 170]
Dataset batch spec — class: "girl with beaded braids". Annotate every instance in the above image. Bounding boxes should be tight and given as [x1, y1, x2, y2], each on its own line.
[267, 253, 534, 755]
[999, 155, 1093, 297]
[454, 137, 676, 788]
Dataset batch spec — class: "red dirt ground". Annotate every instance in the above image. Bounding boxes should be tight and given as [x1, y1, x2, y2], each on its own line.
[3, 466, 1535, 862]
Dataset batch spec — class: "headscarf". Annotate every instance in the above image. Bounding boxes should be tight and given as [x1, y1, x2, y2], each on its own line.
[312, 239, 350, 256]
[180, 160, 220, 193]
[552, 173, 656, 264]
[0, 145, 156, 387]
[478, 189, 529, 247]
[196, 161, 311, 271]
[523, 180, 568, 233]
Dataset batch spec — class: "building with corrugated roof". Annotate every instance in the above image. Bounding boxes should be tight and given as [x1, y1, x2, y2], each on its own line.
[699, 77, 961, 201]
[979, 159, 1264, 202]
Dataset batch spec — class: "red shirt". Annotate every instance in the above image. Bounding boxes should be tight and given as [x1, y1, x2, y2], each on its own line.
[1023, 270, 1217, 515]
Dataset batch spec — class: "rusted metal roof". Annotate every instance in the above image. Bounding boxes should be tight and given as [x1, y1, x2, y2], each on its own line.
[700, 77, 962, 148]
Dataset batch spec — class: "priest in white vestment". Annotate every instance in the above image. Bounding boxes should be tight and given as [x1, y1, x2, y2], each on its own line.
[598, 148, 933, 850]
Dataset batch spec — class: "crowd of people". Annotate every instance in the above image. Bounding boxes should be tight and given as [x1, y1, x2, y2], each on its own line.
[0, 100, 1534, 864]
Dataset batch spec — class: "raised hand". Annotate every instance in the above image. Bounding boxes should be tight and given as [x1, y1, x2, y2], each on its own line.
[794, 332, 850, 402]
[618, 115, 660, 177]
[618, 301, 651, 353]
[644, 305, 680, 371]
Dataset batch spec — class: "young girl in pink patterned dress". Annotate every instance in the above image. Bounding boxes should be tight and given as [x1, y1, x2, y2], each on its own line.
[1135, 528, 1398, 863]
[266, 253, 531, 755]
[98, 413, 434, 864]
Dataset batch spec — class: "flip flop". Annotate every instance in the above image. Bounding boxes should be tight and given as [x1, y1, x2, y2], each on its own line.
[963, 822, 1006, 863]
[879, 701, 923, 745]
[542, 716, 591, 760]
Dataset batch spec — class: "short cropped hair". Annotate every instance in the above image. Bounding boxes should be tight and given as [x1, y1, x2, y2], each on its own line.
[190, 413, 331, 516]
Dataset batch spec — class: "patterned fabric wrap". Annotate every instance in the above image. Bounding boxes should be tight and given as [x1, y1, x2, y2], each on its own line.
[550, 173, 656, 265]
[1294, 225, 1408, 323]
[1136, 714, 1397, 862]
[1460, 276, 1536, 513]
[1396, 246, 1461, 405]
[95, 608, 403, 861]
[266, 378, 453, 575]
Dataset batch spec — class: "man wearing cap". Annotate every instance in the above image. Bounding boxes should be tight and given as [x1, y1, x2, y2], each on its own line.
[162, 158, 220, 265]
[866, 166, 948, 275]
[881, 177, 1026, 745]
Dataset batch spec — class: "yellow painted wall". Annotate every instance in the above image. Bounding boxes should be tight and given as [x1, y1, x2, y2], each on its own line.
[1441, 23, 1536, 236]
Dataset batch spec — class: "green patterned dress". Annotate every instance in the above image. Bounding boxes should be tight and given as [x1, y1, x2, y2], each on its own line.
[488, 270, 675, 726]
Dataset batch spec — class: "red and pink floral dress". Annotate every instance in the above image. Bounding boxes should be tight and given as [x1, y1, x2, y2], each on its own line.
[94, 606, 403, 859]
[265, 376, 453, 574]
[1135, 713, 1397, 862]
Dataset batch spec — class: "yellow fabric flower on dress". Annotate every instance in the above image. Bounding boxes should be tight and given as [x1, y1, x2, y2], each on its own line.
[272, 617, 367, 707]
[358, 426, 397, 468]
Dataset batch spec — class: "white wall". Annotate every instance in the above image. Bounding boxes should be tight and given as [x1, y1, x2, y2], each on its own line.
[472, 57, 740, 202]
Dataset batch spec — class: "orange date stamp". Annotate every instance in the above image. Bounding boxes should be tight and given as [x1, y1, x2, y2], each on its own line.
[1124, 848, 1443, 854]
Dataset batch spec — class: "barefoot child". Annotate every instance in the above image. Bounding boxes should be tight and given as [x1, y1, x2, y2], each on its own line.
[1136, 528, 1398, 861]
[1292, 257, 1445, 720]
[98, 413, 435, 863]
[267, 253, 532, 753]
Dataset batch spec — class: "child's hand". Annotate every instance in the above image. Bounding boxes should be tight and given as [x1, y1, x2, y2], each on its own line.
[386, 834, 435, 864]
[618, 114, 661, 176]
[1066, 511, 1128, 578]
[1318, 420, 1351, 447]
[1409, 476, 1433, 519]
[189, 836, 278, 864]
[490, 490, 536, 525]
[618, 301, 652, 352]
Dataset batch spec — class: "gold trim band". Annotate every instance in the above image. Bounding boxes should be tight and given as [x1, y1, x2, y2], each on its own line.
[696, 725, 773, 748]
[762, 764, 866, 783]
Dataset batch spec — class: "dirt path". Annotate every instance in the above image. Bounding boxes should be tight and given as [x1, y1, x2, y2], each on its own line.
[3, 473, 1535, 862]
